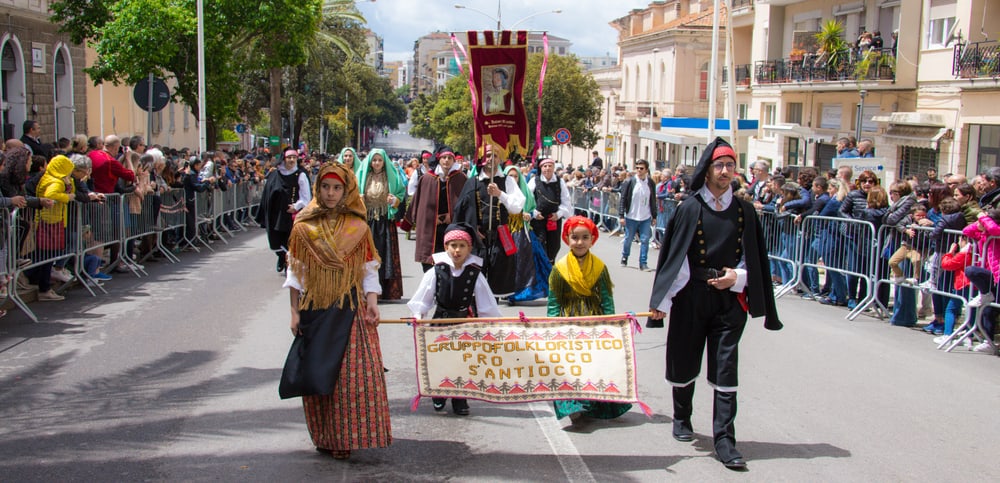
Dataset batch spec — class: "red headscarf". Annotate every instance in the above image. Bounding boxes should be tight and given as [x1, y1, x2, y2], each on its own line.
[562, 215, 599, 245]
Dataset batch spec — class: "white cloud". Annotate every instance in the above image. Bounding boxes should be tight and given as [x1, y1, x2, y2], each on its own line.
[357, 0, 650, 62]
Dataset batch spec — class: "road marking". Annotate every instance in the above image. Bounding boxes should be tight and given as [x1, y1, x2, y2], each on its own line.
[529, 402, 597, 483]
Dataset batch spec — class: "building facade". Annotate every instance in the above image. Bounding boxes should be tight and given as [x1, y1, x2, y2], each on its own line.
[1, 1, 87, 144]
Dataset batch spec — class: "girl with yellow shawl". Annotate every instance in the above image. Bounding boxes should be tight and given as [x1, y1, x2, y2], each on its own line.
[278, 163, 391, 459]
[548, 215, 632, 423]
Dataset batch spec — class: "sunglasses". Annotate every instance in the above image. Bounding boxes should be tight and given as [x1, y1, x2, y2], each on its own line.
[860, 179, 875, 184]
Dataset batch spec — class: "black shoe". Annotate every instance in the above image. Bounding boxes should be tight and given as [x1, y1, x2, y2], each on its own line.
[432, 398, 447, 412]
[620, 257, 627, 267]
[721, 455, 748, 471]
[452, 398, 470, 416]
[276, 258, 286, 273]
[672, 419, 694, 442]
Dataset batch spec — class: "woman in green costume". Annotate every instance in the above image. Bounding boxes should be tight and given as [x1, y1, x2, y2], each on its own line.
[356, 148, 406, 299]
[548, 215, 632, 422]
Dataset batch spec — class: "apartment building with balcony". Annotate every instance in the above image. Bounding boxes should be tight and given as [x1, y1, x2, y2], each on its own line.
[609, 0, 730, 169]
[729, 0, 999, 180]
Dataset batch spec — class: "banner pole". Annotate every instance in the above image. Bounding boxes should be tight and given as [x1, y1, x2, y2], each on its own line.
[379, 312, 654, 325]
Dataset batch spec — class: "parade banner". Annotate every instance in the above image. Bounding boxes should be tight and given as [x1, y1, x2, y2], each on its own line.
[412, 314, 646, 407]
[465, 30, 530, 162]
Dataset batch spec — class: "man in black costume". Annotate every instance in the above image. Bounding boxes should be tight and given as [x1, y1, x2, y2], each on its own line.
[648, 137, 782, 471]
[527, 157, 572, 264]
[254, 149, 312, 272]
[453, 145, 525, 297]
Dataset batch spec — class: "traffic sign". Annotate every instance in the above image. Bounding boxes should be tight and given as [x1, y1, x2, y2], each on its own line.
[554, 128, 571, 145]
[542, 136, 554, 147]
[133, 77, 170, 112]
[269, 136, 280, 147]
[235, 123, 247, 134]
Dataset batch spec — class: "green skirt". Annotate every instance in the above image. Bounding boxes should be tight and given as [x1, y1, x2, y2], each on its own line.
[553, 399, 632, 420]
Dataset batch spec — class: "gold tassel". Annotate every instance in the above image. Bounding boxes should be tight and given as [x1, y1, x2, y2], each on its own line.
[287, 221, 377, 311]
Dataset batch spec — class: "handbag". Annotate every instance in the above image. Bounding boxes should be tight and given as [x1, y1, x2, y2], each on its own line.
[36, 221, 66, 251]
[497, 224, 517, 256]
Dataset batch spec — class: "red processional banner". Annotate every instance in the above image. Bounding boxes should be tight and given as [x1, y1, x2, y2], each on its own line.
[465, 30, 529, 162]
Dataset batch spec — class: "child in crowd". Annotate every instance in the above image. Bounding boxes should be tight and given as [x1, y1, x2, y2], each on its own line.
[81, 225, 113, 284]
[888, 203, 929, 284]
[547, 216, 632, 423]
[961, 209, 1000, 354]
[934, 235, 973, 341]
[408, 223, 502, 416]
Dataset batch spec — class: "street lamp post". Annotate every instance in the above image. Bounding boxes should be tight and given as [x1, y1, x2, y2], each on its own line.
[454, 3, 561, 30]
[855, 89, 868, 141]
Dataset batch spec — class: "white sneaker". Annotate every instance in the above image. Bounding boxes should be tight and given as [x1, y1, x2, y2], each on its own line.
[918, 280, 935, 292]
[933, 335, 950, 344]
[905, 278, 919, 285]
[972, 341, 997, 354]
[890, 276, 905, 284]
[968, 293, 995, 307]
[964, 338, 974, 349]
[37, 290, 65, 301]
[50, 268, 72, 283]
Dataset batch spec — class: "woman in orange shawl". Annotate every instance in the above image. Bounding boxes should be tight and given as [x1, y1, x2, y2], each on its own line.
[278, 162, 391, 459]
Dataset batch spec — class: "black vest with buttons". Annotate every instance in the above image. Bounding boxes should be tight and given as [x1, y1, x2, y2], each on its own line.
[688, 196, 744, 271]
[432, 263, 482, 319]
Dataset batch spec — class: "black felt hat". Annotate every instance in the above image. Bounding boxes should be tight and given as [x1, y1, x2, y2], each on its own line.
[689, 137, 737, 192]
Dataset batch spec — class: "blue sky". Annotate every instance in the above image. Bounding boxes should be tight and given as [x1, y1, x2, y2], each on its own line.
[356, 0, 652, 62]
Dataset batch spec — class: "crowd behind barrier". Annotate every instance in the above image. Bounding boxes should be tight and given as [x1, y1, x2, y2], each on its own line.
[0, 183, 262, 322]
[566, 180, 998, 355]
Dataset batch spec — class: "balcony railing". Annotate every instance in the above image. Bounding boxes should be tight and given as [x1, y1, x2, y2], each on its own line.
[722, 64, 752, 86]
[754, 48, 895, 85]
[953, 40, 1000, 78]
[731, 0, 753, 9]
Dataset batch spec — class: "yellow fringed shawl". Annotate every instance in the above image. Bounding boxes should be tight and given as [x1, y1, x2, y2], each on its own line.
[554, 251, 608, 297]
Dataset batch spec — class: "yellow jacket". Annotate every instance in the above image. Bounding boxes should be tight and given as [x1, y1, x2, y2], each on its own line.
[36, 155, 75, 225]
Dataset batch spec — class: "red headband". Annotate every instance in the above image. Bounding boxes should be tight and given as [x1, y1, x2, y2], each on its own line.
[539, 158, 555, 167]
[437, 150, 455, 159]
[321, 172, 344, 184]
[444, 229, 472, 245]
[562, 215, 599, 245]
[711, 145, 736, 161]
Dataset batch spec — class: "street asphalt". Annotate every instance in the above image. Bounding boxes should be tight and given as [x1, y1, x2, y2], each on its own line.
[1, 128, 998, 481]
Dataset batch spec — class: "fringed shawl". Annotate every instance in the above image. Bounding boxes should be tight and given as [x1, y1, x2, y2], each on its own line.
[288, 162, 380, 310]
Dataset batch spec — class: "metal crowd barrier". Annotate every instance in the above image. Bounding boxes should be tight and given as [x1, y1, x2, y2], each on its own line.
[795, 216, 878, 320]
[936, 233, 998, 353]
[759, 210, 803, 298]
[2, 183, 263, 322]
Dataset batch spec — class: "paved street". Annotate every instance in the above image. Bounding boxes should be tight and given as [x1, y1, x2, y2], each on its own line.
[2, 126, 999, 481]
[1, 221, 999, 481]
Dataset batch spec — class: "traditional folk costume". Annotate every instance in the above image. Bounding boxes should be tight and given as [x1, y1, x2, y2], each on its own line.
[527, 159, 573, 265]
[503, 165, 537, 295]
[548, 216, 632, 421]
[336, 146, 361, 172]
[278, 163, 391, 457]
[648, 138, 781, 470]
[254, 149, 311, 271]
[356, 148, 405, 300]
[404, 146, 468, 270]
[408, 223, 502, 415]
[453, 155, 526, 296]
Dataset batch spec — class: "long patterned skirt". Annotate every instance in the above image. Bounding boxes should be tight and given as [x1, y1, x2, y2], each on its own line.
[302, 309, 392, 451]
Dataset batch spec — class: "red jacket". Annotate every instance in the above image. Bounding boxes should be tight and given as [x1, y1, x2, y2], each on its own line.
[940, 249, 972, 290]
[89, 149, 136, 194]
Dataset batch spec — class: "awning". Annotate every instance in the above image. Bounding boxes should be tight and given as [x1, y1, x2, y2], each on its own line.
[762, 123, 817, 138]
[638, 129, 704, 145]
[882, 125, 947, 149]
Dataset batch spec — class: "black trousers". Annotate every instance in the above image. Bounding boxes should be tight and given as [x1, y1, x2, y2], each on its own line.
[530, 218, 562, 264]
[666, 281, 747, 389]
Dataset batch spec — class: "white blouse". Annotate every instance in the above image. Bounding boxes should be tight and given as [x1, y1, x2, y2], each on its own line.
[407, 252, 502, 320]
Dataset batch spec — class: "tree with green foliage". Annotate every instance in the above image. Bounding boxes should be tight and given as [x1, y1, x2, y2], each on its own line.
[408, 53, 603, 158]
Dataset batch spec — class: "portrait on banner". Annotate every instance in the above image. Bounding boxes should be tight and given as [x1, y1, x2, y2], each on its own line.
[481, 64, 515, 116]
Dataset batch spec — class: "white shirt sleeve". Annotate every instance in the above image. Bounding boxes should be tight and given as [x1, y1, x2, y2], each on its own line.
[363, 260, 382, 295]
[557, 179, 574, 220]
[731, 257, 747, 293]
[293, 172, 312, 211]
[475, 273, 503, 318]
[407, 269, 438, 319]
[282, 256, 303, 291]
[500, 175, 525, 214]
[654, 256, 690, 315]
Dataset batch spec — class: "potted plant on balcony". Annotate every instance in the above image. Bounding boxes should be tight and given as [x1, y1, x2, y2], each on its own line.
[814, 20, 849, 77]
[789, 48, 806, 62]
